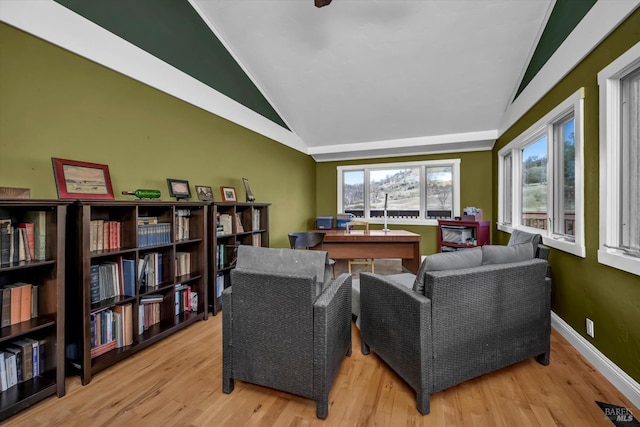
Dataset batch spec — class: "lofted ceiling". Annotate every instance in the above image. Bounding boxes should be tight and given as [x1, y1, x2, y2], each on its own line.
[3, 0, 635, 161]
[194, 0, 554, 160]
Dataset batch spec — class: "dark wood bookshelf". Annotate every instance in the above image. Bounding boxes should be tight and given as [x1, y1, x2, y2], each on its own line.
[0, 200, 67, 421]
[65, 201, 208, 385]
[209, 202, 270, 314]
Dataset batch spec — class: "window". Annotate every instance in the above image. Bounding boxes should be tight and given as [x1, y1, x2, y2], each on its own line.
[338, 159, 460, 226]
[598, 43, 640, 276]
[498, 88, 584, 257]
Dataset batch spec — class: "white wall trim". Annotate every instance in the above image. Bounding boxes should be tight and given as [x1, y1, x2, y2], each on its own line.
[500, 0, 640, 137]
[551, 311, 640, 409]
[0, 0, 307, 154]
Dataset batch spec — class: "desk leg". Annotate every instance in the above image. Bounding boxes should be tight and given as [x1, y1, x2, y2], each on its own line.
[401, 242, 421, 274]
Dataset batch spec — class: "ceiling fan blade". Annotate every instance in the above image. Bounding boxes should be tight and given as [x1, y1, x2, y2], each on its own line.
[315, 0, 333, 7]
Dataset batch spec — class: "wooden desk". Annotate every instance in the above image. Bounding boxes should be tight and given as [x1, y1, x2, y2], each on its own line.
[313, 230, 422, 274]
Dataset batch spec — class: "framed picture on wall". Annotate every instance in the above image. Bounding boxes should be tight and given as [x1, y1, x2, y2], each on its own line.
[52, 157, 114, 200]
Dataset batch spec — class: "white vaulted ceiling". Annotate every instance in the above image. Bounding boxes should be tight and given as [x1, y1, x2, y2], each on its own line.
[2, 0, 637, 161]
[192, 0, 553, 160]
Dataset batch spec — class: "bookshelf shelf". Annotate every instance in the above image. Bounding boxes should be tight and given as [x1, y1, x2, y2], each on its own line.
[0, 200, 67, 421]
[209, 202, 270, 315]
[65, 201, 208, 385]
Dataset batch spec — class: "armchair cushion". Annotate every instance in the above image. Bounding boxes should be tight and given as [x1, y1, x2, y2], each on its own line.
[481, 241, 534, 265]
[235, 245, 332, 295]
[413, 247, 482, 294]
[509, 229, 542, 252]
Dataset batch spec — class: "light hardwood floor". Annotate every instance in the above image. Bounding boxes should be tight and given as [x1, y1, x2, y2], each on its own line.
[5, 260, 637, 426]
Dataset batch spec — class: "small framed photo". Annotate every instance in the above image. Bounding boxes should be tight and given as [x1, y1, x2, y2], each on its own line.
[52, 157, 114, 200]
[220, 186, 237, 202]
[167, 178, 191, 201]
[195, 185, 214, 202]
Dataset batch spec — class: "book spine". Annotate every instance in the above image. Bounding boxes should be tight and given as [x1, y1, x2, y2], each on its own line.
[19, 283, 32, 322]
[18, 223, 35, 260]
[0, 219, 12, 265]
[1, 288, 11, 327]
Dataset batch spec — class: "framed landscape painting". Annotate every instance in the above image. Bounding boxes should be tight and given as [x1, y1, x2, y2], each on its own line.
[52, 157, 114, 200]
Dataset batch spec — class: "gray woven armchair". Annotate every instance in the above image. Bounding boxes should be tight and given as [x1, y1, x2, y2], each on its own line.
[222, 246, 352, 419]
[360, 233, 550, 415]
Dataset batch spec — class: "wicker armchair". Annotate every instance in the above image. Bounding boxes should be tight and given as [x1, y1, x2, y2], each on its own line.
[359, 235, 550, 415]
[222, 246, 352, 419]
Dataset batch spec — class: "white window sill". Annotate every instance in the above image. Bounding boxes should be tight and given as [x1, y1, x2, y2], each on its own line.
[362, 218, 441, 227]
[598, 249, 640, 277]
[497, 223, 586, 258]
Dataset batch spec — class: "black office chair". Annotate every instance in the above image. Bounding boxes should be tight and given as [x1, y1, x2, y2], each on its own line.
[288, 232, 336, 276]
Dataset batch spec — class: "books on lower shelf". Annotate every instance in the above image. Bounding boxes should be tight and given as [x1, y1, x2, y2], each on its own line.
[216, 274, 225, 298]
[90, 303, 133, 358]
[0, 337, 44, 391]
[0, 282, 38, 327]
[174, 284, 196, 315]
[138, 301, 161, 333]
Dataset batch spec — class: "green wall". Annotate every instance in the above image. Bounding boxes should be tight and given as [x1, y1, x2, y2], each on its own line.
[0, 23, 316, 249]
[315, 151, 493, 255]
[493, 9, 640, 382]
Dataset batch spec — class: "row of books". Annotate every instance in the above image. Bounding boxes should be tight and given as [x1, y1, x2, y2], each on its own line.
[0, 213, 46, 265]
[216, 244, 227, 269]
[90, 258, 136, 304]
[175, 252, 191, 277]
[138, 223, 171, 248]
[89, 220, 121, 252]
[215, 210, 261, 236]
[91, 251, 194, 304]
[139, 252, 164, 290]
[139, 301, 161, 333]
[175, 209, 191, 241]
[0, 283, 38, 327]
[0, 337, 43, 391]
[217, 213, 247, 235]
[90, 304, 133, 358]
[174, 284, 197, 315]
[216, 274, 225, 298]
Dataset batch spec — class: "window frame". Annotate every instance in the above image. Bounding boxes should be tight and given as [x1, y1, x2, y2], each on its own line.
[597, 42, 640, 277]
[498, 88, 585, 257]
[337, 159, 461, 226]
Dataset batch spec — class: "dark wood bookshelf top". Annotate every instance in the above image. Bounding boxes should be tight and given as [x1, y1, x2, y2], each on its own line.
[0, 199, 69, 206]
[75, 200, 208, 207]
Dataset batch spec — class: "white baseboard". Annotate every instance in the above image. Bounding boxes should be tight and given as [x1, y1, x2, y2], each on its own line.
[551, 311, 640, 409]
